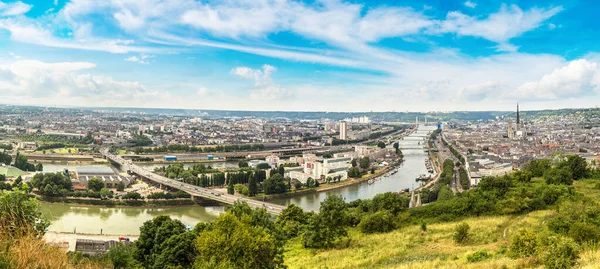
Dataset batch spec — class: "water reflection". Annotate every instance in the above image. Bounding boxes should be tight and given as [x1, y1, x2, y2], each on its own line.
[40, 203, 223, 235]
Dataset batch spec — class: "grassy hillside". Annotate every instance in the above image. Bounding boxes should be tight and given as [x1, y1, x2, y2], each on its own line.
[283, 179, 600, 269]
[284, 212, 545, 268]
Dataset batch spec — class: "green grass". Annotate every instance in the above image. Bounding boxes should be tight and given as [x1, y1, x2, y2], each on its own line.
[284, 211, 555, 269]
[282, 178, 600, 269]
[0, 166, 26, 177]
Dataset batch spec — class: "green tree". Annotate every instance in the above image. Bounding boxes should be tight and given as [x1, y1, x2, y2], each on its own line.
[238, 160, 249, 168]
[123, 192, 142, 200]
[276, 204, 308, 238]
[107, 242, 137, 269]
[248, 176, 258, 196]
[88, 177, 104, 192]
[524, 159, 551, 177]
[359, 157, 370, 169]
[370, 192, 409, 214]
[437, 185, 454, 201]
[358, 210, 396, 234]
[14, 153, 35, 171]
[544, 167, 573, 185]
[509, 229, 538, 258]
[560, 155, 588, 180]
[153, 232, 197, 269]
[453, 222, 470, 244]
[134, 216, 187, 268]
[348, 166, 361, 178]
[195, 213, 284, 269]
[0, 185, 50, 237]
[116, 182, 125, 192]
[256, 163, 271, 170]
[377, 141, 386, 148]
[513, 169, 532, 183]
[0, 152, 11, 165]
[30, 172, 72, 196]
[99, 188, 111, 198]
[35, 162, 43, 171]
[227, 180, 234, 195]
[263, 174, 289, 195]
[351, 158, 357, 167]
[303, 195, 348, 248]
[538, 236, 579, 269]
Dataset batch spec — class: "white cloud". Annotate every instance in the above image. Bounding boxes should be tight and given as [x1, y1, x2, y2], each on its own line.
[0, 59, 140, 98]
[508, 59, 600, 100]
[125, 56, 140, 62]
[434, 4, 562, 43]
[124, 53, 153, 64]
[0, 1, 32, 16]
[464, 1, 477, 9]
[458, 81, 499, 101]
[232, 64, 292, 101]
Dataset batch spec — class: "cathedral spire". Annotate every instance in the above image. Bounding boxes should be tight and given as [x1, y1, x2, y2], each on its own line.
[516, 103, 520, 125]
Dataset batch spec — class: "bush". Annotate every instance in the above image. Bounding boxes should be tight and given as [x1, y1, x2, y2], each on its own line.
[467, 249, 491, 263]
[358, 210, 396, 234]
[453, 222, 470, 244]
[537, 236, 579, 269]
[544, 167, 573, 185]
[509, 229, 537, 258]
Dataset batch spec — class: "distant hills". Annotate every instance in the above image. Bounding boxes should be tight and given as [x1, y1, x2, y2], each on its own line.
[3, 104, 600, 122]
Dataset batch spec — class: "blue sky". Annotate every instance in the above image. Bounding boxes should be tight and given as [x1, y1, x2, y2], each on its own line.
[0, 0, 599, 112]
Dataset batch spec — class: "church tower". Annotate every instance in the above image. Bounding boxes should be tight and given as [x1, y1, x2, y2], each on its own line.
[516, 103, 520, 125]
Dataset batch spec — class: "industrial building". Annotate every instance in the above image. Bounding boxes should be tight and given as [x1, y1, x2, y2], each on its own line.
[72, 166, 132, 190]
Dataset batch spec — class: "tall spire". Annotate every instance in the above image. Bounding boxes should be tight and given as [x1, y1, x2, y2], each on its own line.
[516, 103, 520, 125]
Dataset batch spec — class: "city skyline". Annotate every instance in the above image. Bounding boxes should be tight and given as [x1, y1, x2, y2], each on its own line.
[1, 0, 599, 112]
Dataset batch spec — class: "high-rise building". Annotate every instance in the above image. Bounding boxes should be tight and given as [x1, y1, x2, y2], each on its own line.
[339, 121, 348, 140]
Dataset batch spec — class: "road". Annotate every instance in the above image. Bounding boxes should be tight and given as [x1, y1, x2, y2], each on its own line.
[434, 135, 465, 193]
[100, 149, 287, 215]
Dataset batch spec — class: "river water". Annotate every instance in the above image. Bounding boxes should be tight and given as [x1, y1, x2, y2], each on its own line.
[40, 203, 225, 235]
[40, 126, 435, 235]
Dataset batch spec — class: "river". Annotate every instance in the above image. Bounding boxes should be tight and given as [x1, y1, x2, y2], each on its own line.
[40, 203, 225, 235]
[268, 126, 436, 211]
[40, 125, 435, 235]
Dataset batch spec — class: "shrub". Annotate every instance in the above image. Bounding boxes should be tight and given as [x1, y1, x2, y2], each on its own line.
[537, 236, 579, 269]
[509, 229, 537, 258]
[358, 210, 396, 234]
[420, 222, 427, 232]
[467, 249, 491, 263]
[453, 222, 470, 244]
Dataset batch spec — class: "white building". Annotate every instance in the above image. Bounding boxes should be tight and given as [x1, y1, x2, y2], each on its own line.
[289, 156, 351, 184]
[339, 121, 348, 140]
[265, 155, 280, 167]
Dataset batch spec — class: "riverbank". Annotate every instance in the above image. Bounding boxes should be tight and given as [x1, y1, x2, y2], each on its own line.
[37, 196, 202, 207]
[252, 159, 403, 202]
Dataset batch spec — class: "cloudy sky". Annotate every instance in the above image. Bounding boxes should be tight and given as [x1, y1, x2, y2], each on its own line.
[0, 0, 598, 112]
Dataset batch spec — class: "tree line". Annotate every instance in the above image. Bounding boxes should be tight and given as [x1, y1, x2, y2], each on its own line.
[132, 143, 265, 154]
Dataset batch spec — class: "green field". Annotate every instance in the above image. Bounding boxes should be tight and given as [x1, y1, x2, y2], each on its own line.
[0, 166, 26, 178]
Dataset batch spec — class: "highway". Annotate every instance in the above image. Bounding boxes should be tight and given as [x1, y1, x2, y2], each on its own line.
[100, 149, 287, 215]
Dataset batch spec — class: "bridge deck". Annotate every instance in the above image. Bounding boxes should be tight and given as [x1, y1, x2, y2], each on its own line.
[100, 149, 287, 215]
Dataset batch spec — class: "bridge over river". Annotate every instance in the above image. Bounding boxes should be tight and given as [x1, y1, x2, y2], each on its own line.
[100, 149, 287, 215]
